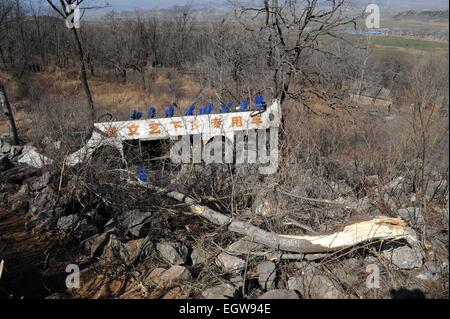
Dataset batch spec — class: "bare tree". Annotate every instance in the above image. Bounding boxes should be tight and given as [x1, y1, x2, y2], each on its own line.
[0, 0, 14, 70]
[233, 0, 356, 105]
[45, 0, 97, 122]
[0, 83, 19, 145]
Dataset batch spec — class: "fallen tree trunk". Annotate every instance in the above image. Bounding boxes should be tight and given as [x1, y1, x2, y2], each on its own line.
[129, 180, 417, 254]
[0, 83, 19, 145]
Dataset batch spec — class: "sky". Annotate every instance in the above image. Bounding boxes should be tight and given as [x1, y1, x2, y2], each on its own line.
[83, 0, 224, 10]
[33, 0, 449, 12]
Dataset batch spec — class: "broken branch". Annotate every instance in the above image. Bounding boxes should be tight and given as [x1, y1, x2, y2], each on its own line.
[129, 180, 417, 254]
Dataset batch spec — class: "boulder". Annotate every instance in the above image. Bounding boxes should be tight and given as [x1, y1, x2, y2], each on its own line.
[258, 289, 299, 299]
[257, 261, 276, 290]
[157, 242, 189, 265]
[201, 283, 236, 299]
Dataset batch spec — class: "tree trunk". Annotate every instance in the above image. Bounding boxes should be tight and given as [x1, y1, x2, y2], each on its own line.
[0, 83, 19, 145]
[0, 47, 7, 71]
[71, 28, 95, 122]
[140, 70, 146, 91]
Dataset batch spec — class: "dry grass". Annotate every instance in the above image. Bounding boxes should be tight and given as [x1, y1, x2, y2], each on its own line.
[0, 67, 207, 136]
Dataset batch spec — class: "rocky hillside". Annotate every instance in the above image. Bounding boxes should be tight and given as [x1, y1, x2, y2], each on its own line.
[1, 133, 448, 299]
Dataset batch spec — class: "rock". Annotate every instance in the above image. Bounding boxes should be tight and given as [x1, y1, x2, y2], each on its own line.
[0, 165, 40, 183]
[257, 261, 276, 290]
[329, 181, 353, 195]
[294, 261, 318, 275]
[229, 276, 244, 289]
[83, 232, 110, 257]
[17, 145, 53, 168]
[118, 210, 152, 237]
[100, 234, 150, 264]
[216, 252, 246, 272]
[397, 207, 424, 226]
[73, 219, 98, 241]
[201, 283, 236, 299]
[226, 238, 266, 255]
[191, 247, 207, 266]
[25, 210, 53, 231]
[343, 160, 364, 186]
[139, 238, 155, 259]
[145, 268, 167, 285]
[384, 176, 407, 193]
[426, 180, 448, 200]
[156, 242, 189, 265]
[0, 138, 11, 154]
[122, 238, 150, 264]
[100, 234, 125, 262]
[57, 214, 78, 231]
[157, 266, 192, 288]
[9, 145, 23, 157]
[252, 191, 279, 217]
[415, 260, 444, 282]
[288, 275, 344, 299]
[343, 196, 372, 212]
[258, 289, 299, 299]
[382, 246, 423, 270]
[28, 172, 51, 192]
[0, 154, 14, 171]
[9, 185, 29, 211]
[161, 286, 190, 299]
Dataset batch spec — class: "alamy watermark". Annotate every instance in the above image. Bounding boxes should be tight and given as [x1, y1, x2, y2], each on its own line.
[170, 128, 279, 175]
[365, 4, 380, 29]
[366, 264, 380, 289]
[65, 264, 80, 289]
[65, 4, 81, 29]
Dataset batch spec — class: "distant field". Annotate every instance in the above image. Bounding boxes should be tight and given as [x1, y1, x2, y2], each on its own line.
[370, 35, 449, 52]
[342, 34, 449, 53]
